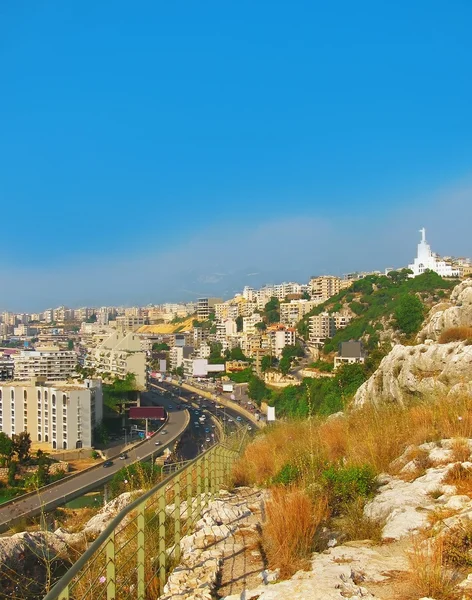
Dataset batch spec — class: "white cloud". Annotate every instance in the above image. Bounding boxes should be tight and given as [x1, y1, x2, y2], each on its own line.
[1, 181, 471, 311]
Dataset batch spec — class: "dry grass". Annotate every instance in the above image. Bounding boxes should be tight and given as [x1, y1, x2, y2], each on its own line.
[427, 507, 458, 526]
[451, 437, 471, 462]
[233, 393, 472, 490]
[443, 463, 472, 497]
[262, 486, 328, 577]
[406, 537, 462, 600]
[443, 520, 472, 567]
[438, 326, 472, 344]
[335, 497, 385, 543]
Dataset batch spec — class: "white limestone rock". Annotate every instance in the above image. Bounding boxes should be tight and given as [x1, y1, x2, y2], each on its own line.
[353, 341, 472, 407]
[417, 279, 472, 342]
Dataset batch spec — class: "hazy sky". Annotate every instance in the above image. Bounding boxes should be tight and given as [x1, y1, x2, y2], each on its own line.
[1, 1, 471, 311]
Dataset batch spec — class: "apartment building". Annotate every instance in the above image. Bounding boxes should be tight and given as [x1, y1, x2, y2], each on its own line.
[85, 332, 147, 387]
[267, 326, 297, 357]
[309, 276, 342, 300]
[196, 298, 222, 320]
[0, 355, 14, 381]
[0, 378, 103, 449]
[242, 313, 263, 335]
[114, 315, 148, 332]
[309, 312, 336, 344]
[279, 299, 321, 326]
[13, 347, 77, 382]
[169, 345, 194, 370]
[309, 311, 352, 345]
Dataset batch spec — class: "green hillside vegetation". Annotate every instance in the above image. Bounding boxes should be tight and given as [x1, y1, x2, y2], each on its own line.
[298, 270, 455, 354]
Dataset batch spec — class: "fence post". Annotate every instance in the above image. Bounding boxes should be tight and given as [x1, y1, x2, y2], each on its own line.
[137, 502, 145, 600]
[203, 454, 209, 508]
[174, 472, 181, 564]
[106, 530, 116, 600]
[159, 487, 166, 594]
[186, 467, 193, 528]
[196, 459, 202, 520]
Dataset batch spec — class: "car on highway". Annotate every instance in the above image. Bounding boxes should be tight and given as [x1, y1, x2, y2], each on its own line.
[161, 430, 168, 435]
[103, 460, 113, 468]
[236, 416, 242, 421]
[205, 427, 210, 433]
[248, 426, 253, 431]
[119, 453, 128, 460]
[206, 437, 211, 442]
[154, 441, 162, 446]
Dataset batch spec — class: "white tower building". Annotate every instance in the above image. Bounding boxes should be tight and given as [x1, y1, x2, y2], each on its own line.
[408, 228, 460, 278]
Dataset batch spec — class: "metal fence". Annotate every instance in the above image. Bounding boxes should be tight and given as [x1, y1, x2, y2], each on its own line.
[42, 443, 240, 600]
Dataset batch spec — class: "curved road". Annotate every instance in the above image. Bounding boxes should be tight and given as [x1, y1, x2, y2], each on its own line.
[0, 405, 189, 531]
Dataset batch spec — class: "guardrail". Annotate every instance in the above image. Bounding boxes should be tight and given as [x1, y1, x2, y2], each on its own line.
[0, 411, 186, 532]
[42, 442, 240, 600]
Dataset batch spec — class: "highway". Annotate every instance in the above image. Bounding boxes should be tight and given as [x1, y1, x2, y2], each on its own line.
[0, 396, 189, 532]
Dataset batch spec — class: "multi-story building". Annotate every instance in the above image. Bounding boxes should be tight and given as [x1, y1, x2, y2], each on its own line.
[0, 378, 103, 450]
[114, 315, 148, 332]
[0, 354, 15, 381]
[279, 299, 321, 326]
[85, 332, 147, 387]
[267, 326, 297, 357]
[13, 347, 77, 382]
[309, 311, 352, 346]
[309, 276, 342, 300]
[242, 313, 263, 335]
[309, 313, 336, 345]
[193, 327, 209, 348]
[169, 346, 194, 371]
[196, 298, 223, 320]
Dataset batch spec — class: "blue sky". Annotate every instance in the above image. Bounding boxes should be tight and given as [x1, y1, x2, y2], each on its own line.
[1, 1, 472, 310]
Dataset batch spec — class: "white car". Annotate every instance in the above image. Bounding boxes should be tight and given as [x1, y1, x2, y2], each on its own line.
[155, 441, 162, 446]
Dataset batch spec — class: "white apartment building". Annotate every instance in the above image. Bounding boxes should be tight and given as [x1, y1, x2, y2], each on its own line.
[85, 332, 147, 387]
[268, 327, 297, 357]
[243, 313, 263, 335]
[13, 347, 77, 382]
[169, 345, 194, 370]
[0, 378, 103, 450]
[279, 299, 321, 326]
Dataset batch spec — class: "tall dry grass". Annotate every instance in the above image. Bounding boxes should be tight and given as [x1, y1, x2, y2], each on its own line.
[438, 326, 472, 344]
[262, 486, 328, 577]
[233, 392, 472, 489]
[406, 537, 462, 600]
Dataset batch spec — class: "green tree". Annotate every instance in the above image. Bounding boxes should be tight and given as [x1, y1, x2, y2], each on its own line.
[254, 321, 267, 331]
[261, 355, 276, 372]
[67, 339, 74, 350]
[264, 298, 280, 324]
[7, 461, 17, 487]
[247, 376, 269, 406]
[152, 342, 170, 351]
[236, 316, 243, 332]
[279, 355, 292, 375]
[12, 431, 32, 464]
[0, 432, 14, 466]
[394, 294, 425, 334]
[86, 313, 97, 323]
[229, 347, 247, 361]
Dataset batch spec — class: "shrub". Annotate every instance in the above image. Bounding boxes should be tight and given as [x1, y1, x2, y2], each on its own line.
[336, 497, 385, 542]
[443, 520, 472, 567]
[438, 327, 472, 344]
[272, 463, 301, 486]
[262, 487, 328, 577]
[321, 464, 377, 514]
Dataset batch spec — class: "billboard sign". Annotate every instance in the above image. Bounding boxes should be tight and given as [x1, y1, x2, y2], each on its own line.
[267, 406, 276, 421]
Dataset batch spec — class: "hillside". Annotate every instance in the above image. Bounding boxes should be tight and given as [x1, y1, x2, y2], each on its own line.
[259, 273, 459, 418]
[298, 270, 456, 353]
[137, 315, 196, 334]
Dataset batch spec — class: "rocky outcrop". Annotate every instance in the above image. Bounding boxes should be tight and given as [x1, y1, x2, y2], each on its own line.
[354, 340, 472, 406]
[418, 279, 472, 342]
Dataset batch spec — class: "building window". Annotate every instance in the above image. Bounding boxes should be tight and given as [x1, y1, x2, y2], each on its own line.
[52, 394, 56, 406]
[63, 396, 67, 407]
[45, 391, 48, 401]
[38, 390, 41, 401]
[10, 390, 14, 400]
[23, 390, 27, 401]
